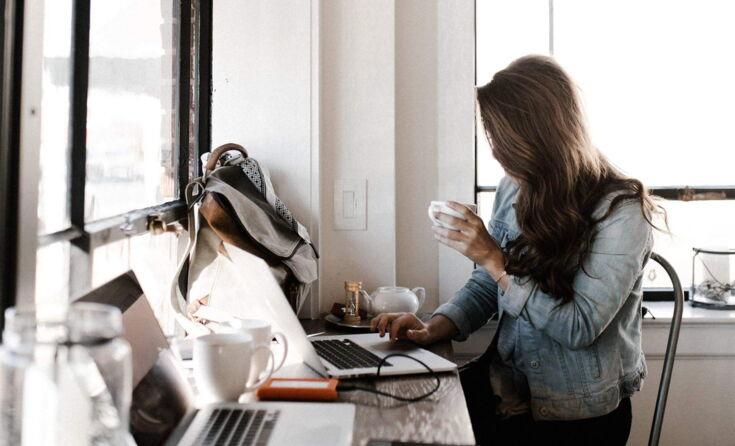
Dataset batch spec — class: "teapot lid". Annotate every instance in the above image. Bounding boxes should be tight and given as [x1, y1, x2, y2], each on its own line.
[376, 286, 409, 292]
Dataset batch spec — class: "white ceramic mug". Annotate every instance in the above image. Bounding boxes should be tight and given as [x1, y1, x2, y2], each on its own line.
[193, 332, 274, 402]
[428, 201, 478, 229]
[221, 318, 288, 386]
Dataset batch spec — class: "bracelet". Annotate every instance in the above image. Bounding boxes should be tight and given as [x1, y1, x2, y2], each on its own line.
[494, 271, 508, 283]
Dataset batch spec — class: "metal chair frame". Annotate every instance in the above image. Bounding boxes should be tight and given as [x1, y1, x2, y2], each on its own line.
[647, 252, 684, 446]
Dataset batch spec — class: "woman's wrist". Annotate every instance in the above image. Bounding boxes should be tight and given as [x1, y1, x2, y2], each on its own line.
[426, 314, 459, 343]
[480, 254, 510, 290]
[481, 252, 505, 278]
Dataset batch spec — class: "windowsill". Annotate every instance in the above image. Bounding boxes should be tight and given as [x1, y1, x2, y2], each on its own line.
[641, 301, 735, 325]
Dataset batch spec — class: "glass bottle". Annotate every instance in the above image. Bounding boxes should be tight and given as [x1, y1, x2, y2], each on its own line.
[0, 303, 133, 445]
[66, 303, 133, 445]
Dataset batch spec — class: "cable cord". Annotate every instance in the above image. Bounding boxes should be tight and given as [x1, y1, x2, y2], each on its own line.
[336, 353, 441, 403]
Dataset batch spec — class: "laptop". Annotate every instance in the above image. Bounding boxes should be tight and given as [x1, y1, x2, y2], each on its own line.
[78, 271, 355, 446]
[203, 243, 457, 379]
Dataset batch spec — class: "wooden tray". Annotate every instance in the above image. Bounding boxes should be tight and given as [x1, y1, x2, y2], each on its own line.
[324, 313, 373, 332]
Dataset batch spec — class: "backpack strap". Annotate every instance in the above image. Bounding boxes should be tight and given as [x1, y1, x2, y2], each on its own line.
[204, 143, 249, 176]
[169, 177, 208, 334]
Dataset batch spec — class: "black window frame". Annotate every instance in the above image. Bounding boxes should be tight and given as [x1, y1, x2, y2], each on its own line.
[0, 0, 214, 326]
[473, 0, 735, 204]
[0, 0, 25, 336]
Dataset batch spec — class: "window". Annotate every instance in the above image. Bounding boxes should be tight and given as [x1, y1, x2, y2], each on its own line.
[475, 0, 735, 290]
[31, 0, 213, 325]
[85, 0, 179, 220]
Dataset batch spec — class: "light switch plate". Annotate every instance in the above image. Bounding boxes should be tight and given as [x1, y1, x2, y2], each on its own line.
[334, 178, 367, 230]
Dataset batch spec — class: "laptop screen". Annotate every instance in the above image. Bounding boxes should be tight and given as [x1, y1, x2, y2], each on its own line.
[77, 271, 193, 446]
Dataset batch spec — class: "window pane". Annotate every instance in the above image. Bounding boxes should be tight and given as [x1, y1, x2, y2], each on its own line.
[644, 200, 735, 289]
[37, 0, 72, 235]
[476, 0, 550, 187]
[477, 191, 496, 225]
[85, 0, 178, 221]
[555, 0, 735, 187]
[35, 242, 71, 308]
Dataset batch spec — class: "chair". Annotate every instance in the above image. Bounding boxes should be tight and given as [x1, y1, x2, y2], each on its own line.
[647, 253, 684, 446]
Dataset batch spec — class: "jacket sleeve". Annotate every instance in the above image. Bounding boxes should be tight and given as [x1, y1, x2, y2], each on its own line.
[433, 266, 499, 341]
[498, 201, 652, 350]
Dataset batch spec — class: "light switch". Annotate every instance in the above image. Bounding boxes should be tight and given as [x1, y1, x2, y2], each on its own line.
[334, 179, 367, 230]
[343, 191, 355, 218]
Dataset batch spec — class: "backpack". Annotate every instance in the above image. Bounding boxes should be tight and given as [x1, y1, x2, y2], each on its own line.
[170, 143, 318, 331]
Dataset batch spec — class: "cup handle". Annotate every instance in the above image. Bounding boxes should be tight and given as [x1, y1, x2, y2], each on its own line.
[271, 332, 289, 372]
[243, 345, 275, 392]
[412, 287, 426, 313]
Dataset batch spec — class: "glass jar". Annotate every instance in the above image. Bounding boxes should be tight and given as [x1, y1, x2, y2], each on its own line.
[0, 303, 132, 445]
[66, 303, 133, 445]
[691, 247, 735, 309]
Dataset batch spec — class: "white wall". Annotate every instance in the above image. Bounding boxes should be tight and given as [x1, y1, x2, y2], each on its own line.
[395, 0, 439, 309]
[319, 0, 476, 313]
[212, 0, 312, 224]
[319, 0, 397, 312]
[394, 0, 476, 310]
[435, 0, 476, 302]
[212, 0, 317, 315]
[213, 0, 477, 314]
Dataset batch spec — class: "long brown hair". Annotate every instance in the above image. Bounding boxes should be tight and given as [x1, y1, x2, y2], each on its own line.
[476, 55, 662, 302]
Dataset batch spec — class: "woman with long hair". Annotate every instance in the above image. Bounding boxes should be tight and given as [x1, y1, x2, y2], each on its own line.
[371, 55, 662, 445]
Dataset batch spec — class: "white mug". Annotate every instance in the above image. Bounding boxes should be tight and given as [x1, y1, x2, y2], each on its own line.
[193, 332, 274, 403]
[428, 201, 478, 230]
[221, 318, 289, 385]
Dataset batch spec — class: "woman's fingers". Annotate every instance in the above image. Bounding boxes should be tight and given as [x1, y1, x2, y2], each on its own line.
[372, 313, 426, 341]
[432, 211, 470, 231]
[433, 229, 468, 255]
[445, 201, 470, 216]
[389, 314, 413, 341]
[369, 315, 382, 332]
[445, 201, 483, 227]
[432, 226, 455, 239]
[432, 226, 464, 241]
[372, 313, 400, 337]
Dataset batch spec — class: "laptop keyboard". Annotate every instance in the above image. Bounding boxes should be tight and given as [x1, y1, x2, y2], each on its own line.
[194, 408, 279, 446]
[311, 339, 392, 370]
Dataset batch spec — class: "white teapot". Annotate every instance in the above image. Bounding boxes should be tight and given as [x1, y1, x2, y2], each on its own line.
[364, 286, 426, 315]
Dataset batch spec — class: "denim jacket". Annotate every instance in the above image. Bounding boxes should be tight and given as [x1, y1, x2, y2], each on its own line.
[435, 176, 652, 421]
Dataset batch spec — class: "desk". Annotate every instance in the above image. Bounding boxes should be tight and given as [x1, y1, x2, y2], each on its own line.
[299, 319, 476, 446]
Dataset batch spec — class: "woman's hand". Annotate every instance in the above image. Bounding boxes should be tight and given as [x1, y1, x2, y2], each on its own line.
[370, 313, 458, 345]
[431, 202, 507, 282]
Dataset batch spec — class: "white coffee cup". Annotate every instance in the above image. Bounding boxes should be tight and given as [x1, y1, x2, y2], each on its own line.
[193, 332, 274, 403]
[220, 318, 289, 385]
[428, 201, 478, 230]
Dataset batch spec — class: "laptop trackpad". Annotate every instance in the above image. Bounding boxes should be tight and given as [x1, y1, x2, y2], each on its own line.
[367, 339, 419, 353]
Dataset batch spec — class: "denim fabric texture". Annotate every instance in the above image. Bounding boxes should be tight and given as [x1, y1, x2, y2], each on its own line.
[434, 176, 653, 420]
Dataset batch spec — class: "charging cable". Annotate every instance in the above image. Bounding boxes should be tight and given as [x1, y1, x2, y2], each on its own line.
[336, 353, 441, 403]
